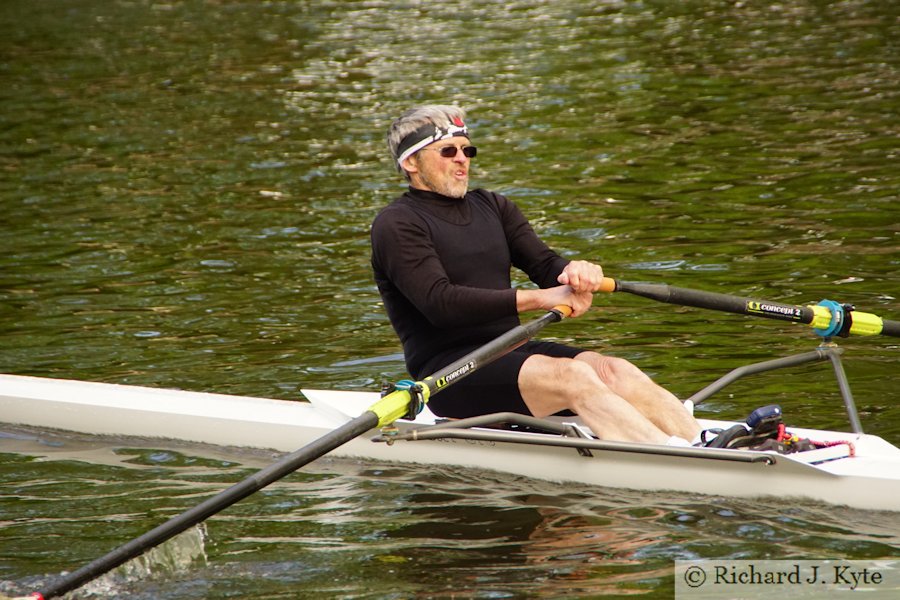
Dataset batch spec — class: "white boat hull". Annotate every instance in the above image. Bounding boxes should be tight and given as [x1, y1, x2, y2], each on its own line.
[1, 374, 898, 512]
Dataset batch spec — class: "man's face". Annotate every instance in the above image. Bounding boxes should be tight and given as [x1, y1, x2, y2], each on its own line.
[406, 139, 473, 198]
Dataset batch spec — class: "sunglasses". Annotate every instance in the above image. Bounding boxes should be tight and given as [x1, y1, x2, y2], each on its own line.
[426, 145, 478, 159]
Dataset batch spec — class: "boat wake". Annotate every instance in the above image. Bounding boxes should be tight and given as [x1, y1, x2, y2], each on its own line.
[75, 525, 209, 598]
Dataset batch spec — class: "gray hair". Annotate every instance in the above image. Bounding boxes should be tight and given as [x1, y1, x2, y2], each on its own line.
[387, 105, 468, 179]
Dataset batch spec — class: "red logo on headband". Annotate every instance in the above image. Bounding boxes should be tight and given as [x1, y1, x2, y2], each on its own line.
[452, 117, 465, 127]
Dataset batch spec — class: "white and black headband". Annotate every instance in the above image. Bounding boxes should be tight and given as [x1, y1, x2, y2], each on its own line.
[396, 116, 469, 166]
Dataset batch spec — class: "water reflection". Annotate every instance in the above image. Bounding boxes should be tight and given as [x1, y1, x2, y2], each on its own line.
[5, 432, 897, 598]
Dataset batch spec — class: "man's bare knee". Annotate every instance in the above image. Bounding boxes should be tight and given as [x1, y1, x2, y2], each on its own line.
[577, 352, 646, 387]
[520, 356, 606, 417]
[544, 357, 606, 393]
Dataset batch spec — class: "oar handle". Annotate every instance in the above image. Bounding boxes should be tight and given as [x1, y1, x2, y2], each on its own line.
[600, 277, 899, 338]
[599, 277, 617, 293]
[553, 304, 573, 318]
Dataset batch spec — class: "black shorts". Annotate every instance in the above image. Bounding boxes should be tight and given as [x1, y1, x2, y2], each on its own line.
[419, 340, 583, 419]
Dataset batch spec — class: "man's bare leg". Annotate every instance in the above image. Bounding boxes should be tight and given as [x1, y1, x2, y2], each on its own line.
[517, 354, 671, 444]
[574, 351, 701, 441]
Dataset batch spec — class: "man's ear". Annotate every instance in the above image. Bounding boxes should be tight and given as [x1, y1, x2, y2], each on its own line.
[401, 154, 419, 174]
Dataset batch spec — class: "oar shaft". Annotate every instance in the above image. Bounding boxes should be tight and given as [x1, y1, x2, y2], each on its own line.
[37, 412, 378, 599]
[419, 307, 569, 397]
[369, 306, 571, 426]
[601, 277, 900, 338]
[882, 319, 900, 337]
[36, 306, 572, 599]
[607, 280, 815, 324]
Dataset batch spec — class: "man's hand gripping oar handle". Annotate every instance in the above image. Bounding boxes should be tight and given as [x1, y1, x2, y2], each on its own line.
[599, 277, 900, 338]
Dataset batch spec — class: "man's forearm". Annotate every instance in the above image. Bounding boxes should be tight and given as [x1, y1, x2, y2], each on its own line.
[516, 287, 569, 313]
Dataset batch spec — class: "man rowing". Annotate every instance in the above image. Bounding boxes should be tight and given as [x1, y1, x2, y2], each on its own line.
[371, 105, 701, 446]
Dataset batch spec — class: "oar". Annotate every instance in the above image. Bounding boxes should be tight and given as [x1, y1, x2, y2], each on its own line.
[599, 277, 900, 338]
[26, 305, 572, 600]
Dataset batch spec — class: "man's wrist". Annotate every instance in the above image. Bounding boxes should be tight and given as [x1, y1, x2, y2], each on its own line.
[515, 289, 546, 313]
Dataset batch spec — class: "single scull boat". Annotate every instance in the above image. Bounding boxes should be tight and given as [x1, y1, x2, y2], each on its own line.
[5, 280, 900, 600]
[2, 346, 898, 512]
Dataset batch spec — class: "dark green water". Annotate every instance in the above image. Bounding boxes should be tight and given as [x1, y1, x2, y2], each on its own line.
[1, 1, 898, 597]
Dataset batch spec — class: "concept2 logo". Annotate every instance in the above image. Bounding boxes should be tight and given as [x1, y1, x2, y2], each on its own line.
[746, 300, 803, 321]
[435, 361, 476, 388]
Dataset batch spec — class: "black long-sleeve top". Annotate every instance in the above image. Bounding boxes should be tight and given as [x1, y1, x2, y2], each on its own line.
[371, 187, 569, 377]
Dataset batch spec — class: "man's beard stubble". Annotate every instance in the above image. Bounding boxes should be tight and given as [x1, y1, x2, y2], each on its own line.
[418, 168, 468, 199]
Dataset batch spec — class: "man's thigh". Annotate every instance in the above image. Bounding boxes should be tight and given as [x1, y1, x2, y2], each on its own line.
[423, 340, 582, 419]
